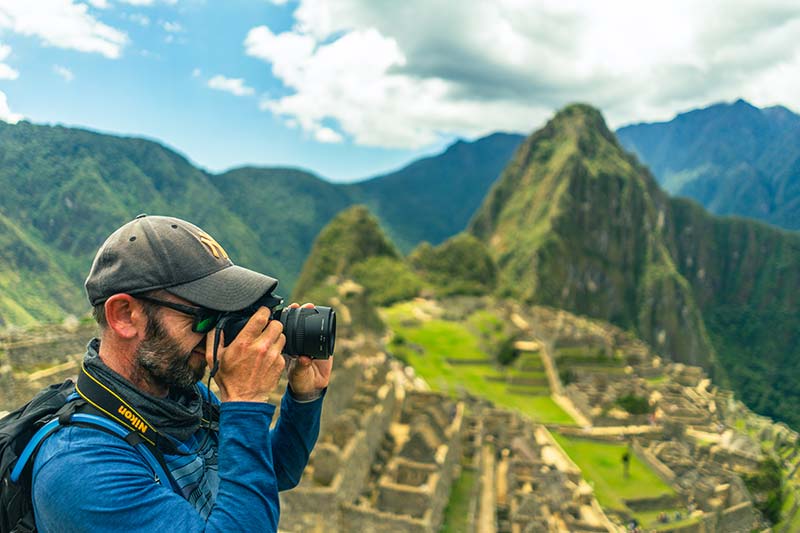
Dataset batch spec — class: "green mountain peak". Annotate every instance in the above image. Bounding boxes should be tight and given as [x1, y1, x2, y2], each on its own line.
[469, 104, 716, 369]
[291, 205, 401, 301]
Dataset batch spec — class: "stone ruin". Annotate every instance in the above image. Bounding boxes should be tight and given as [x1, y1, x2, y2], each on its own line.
[460, 402, 614, 533]
[632, 428, 763, 531]
[1, 301, 789, 532]
[278, 351, 398, 532]
[339, 390, 464, 533]
[0, 321, 98, 414]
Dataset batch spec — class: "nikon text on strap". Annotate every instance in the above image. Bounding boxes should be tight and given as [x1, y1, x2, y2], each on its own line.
[75, 363, 219, 456]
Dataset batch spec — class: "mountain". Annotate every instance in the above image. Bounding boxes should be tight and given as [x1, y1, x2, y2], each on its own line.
[290, 205, 414, 334]
[345, 132, 524, 252]
[408, 233, 497, 297]
[470, 104, 715, 368]
[291, 204, 425, 308]
[0, 120, 274, 323]
[210, 166, 354, 285]
[616, 99, 800, 230]
[0, 212, 83, 326]
[469, 104, 800, 427]
[0, 120, 517, 325]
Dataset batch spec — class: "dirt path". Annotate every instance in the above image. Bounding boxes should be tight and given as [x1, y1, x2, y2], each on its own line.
[534, 339, 592, 427]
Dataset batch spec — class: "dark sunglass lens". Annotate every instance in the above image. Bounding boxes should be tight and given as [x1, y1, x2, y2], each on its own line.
[194, 314, 219, 333]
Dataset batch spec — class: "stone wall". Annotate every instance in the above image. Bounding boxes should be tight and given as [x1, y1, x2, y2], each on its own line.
[332, 391, 464, 533]
[279, 359, 397, 532]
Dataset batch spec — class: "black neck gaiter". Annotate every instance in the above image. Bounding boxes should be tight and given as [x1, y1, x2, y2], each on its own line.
[83, 338, 204, 442]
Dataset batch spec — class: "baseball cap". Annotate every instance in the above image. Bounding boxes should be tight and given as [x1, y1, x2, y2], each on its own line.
[85, 214, 278, 311]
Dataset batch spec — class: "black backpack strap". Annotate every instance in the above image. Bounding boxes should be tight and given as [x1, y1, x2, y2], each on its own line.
[13, 513, 36, 533]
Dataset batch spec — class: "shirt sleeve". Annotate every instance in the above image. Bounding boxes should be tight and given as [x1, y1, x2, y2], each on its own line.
[271, 386, 326, 491]
[32, 402, 280, 533]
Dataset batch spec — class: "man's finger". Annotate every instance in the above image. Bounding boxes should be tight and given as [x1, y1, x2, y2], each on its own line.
[235, 307, 272, 343]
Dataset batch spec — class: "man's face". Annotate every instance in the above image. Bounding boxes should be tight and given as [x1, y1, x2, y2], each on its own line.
[134, 298, 208, 390]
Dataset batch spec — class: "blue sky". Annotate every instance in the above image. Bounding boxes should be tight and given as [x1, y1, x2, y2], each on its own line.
[1, 1, 799, 182]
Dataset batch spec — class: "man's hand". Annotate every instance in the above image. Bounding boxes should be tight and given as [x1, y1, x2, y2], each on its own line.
[205, 307, 286, 403]
[285, 302, 334, 398]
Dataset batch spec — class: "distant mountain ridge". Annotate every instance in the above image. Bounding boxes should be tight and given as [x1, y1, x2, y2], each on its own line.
[0, 120, 522, 325]
[344, 132, 524, 252]
[617, 99, 800, 230]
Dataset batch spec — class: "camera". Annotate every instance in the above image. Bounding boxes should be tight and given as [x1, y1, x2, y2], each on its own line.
[220, 292, 336, 359]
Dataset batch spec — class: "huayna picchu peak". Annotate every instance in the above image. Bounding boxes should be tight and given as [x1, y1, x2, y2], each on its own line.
[469, 103, 714, 369]
[470, 104, 800, 429]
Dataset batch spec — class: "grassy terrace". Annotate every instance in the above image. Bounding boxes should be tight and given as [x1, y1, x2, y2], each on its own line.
[552, 433, 683, 529]
[382, 301, 575, 425]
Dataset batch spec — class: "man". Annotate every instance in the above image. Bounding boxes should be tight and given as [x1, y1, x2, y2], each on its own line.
[30, 214, 331, 532]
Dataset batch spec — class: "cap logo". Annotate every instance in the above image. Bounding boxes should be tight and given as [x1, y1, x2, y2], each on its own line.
[196, 231, 229, 260]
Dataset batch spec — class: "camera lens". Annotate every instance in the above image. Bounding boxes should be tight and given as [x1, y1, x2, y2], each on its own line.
[274, 306, 336, 359]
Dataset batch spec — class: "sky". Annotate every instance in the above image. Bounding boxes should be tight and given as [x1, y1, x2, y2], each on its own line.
[0, 0, 799, 182]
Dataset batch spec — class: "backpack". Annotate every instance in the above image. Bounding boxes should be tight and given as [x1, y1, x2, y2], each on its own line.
[0, 379, 178, 533]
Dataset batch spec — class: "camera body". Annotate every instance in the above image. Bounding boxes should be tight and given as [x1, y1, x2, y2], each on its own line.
[219, 292, 336, 359]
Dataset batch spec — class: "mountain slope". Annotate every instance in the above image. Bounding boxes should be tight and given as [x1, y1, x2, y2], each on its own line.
[666, 199, 800, 422]
[210, 166, 354, 284]
[346, 132, 524, 252]
[0, 120, 518, 324]
[0, 121, 281, 321]
[0, 212, 84, 325]
[292, 205, 402, 301]
[470, 104, 715, 368]
[470, 104, 800, 427]
[617, 99, 800, 230]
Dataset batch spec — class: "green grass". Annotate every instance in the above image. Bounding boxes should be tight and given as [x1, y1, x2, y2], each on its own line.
[383, 302, 575, 425]
[441, 468, 477, 533]
[552, 433, 675, 512]
[777, 488, 800, 531]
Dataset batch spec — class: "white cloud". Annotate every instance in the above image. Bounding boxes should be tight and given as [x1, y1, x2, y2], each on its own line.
[0, 0, 128, 59]
[128, 13, 150, 26]
[315, 126, 342, 143]
[192, 67, 201, 77]
[88, 0, 110, 8]
[246, 0, 800, 148]
[53, 64, 74, 82]
[266, 0, 290, 4]
[0, 90, 22, 123]
[207, 75, 255, 97]
[161, 20, 182, 32]
[0, 63, 18, 79]
[0, 43, 18, 80]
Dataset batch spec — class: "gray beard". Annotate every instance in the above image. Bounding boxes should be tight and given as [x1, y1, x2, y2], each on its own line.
[135, 313, 206, 391]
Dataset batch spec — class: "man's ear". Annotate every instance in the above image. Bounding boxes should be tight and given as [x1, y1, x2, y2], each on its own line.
[104, 294, 148, 339]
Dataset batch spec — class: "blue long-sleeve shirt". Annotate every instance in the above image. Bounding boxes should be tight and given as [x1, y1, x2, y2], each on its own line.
[31, 390, 323, 532]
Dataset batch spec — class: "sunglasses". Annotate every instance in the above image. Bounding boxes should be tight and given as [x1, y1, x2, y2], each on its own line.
[133, 295, 222, 334]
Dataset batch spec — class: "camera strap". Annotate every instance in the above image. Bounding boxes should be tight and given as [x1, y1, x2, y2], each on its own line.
[75, 363, 216, 456]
